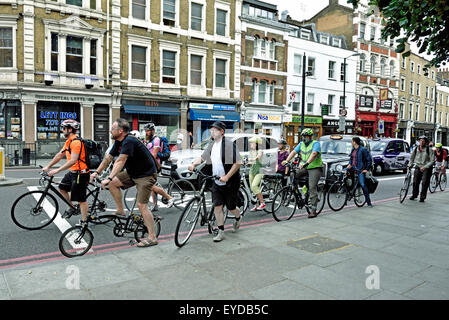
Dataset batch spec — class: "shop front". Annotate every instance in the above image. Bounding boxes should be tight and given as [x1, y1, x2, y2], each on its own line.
[284, 115, 322, 150]
[244, 110, 284, 139]
[188, 102, 240, 144]
[356, 111, 397, 138]
[0, 96, 22, 141]
[322, 118, 355, 136]
[121, 99, 181, 146]
[411, 122, 435, 146]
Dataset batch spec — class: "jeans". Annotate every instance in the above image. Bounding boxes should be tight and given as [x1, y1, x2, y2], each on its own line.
[348, 169, 372, 206]
[412, 167, 431, 200]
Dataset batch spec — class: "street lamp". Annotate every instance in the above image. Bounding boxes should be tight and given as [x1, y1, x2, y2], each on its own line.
[342, 52, 360, 133]
[300, 52, 313, 133]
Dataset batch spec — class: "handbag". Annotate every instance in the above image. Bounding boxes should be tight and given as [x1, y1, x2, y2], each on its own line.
[365, 173, 379, 194]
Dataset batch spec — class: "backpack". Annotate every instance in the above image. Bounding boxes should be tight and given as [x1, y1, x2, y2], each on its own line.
[68, 138, 103, 170]
[157, 136, 171, 162]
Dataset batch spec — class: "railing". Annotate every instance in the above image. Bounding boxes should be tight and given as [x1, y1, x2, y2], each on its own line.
[0, 141, 37, 167]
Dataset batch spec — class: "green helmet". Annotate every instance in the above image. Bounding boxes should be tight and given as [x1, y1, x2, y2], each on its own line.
[301, 128, 314, 136]
[435, 143, 443, 148]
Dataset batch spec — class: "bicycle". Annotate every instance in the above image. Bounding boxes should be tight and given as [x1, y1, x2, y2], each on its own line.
[399, 165, 416, 203]
[11, 169, 108, 230]
[429, 165, 447, 193]
[123, 162, 196, 212]
[59, 180, 162, 258]
[174, 169, 225, 247]
[326, 168, 366, 212]
[271, 162, 326, 221]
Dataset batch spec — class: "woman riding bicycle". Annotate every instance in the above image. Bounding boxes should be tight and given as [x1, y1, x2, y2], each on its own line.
[434, 143, 447, 176]
[248, 136, 266, 211]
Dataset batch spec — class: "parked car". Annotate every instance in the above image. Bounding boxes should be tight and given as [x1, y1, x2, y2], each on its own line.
[168, 133, 280, 180]
[369, 138, 411, 175]
[318, 135, 371, 181]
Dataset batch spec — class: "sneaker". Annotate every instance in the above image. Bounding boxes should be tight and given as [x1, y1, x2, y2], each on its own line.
[76, 220, 88, 227]
[62, 207, 77, 219]
[166, 197, 175, 209]
[409, 196, 416, 201]
[256, 203, 266, 211]
[233, 217, 242, 233]
[213, 229, 225, 242]
[250, 205, 258, 212]
[419, 198, 425, 203]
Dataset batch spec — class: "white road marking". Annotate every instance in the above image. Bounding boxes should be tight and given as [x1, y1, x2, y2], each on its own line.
[377, 176, 406, 181]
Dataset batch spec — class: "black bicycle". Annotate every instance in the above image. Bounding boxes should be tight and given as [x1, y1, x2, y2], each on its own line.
[429, 165, 447, 193]
[11, 170, 108, 230]
[399, 165, 416, 203]
[174, 169, 224, 247]
[271, 162, 326, 221]
[59, 184, 162, 258]
[327, 169, 366, 211]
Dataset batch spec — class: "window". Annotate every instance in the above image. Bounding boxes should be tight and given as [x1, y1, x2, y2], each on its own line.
[251, 80, 256, 103]
[307, 93, 314, 113]
[0, 27, 13, 68]
[446, 113, 448, 126]
[328, 95, 335, 114]
[131, 45, 146, 80]
[260, 38, 266, 57]
[254, 36, 259, 57]
[90, 0, 96, 9]
[269, 82, 274, 104]
[359, 54, 366, 72]
[425, 105, 428, 122]
[400, 78, 405, 91]
[401, 56, 406, 69]
[320, 35, 328, 44]
[301, 29, 311, 40]
[307, 57, 315, 76]
[163, 0, 176, 26]
[90, 39, 97, 75]
[410, 61, 414, 72]
[191, 2, 203, 31]
[292, 92, 300, 112]
[380, 58, 386, 76]
[370, 56, 376, 74]
[190, 54, 202, 85]
[294, 54, 302, 74]
[370, 26, 376, 41]
[425, 86, 429, 98]
[416, 83, 420, 96]
[50, 33, 58, 71]
[37, 102, 80, 141]
[332, 38, 341, 47]
[431, 70, 435, 80]
[215, 58, 226, 88]
[258, 80, 267, 103]
[328, 61, 336, 79]
[431, 87, 434, 100]
[417, 64, 421, 74]
[269, 40, 275, 60]
[67, 0, 82, 6]
[340, 62, 346, 81]
[409, 81, 414, 95]
[216, 9, 227, 36]
[339, 96, 345, 108]
[66, 36, 83, 73]
[389, 60, 395, 77]
[409, 103, 413, 119]
[132, 0, 146, 20]
[162, 50, 176, 83]
[415, 103, 419, 120]
[399, 102, 404, 119]
[360, 22, 366, 39]
[0, 100, 22, 140]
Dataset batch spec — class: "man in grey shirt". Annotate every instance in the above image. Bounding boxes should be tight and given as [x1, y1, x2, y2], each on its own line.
[409, 135, 435, 202]
[189, 121, 243, 242]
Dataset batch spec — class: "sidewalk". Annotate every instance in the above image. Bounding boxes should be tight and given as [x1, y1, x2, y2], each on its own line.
[1, 191, 449, 300]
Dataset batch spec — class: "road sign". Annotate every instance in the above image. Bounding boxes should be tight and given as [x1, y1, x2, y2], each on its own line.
[339, 108, 347, 117]
[338, 116, 346, 132]
[378, 120, 384, 134]
[320, 103, 329, 116]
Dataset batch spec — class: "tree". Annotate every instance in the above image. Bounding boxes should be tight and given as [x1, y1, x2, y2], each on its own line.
[348, 0, 449, 71]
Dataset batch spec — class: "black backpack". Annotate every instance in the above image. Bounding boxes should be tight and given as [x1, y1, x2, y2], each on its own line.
[68, 138, 103, 170]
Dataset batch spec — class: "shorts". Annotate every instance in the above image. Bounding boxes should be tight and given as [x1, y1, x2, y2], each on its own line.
[116, 171, 158, 204]
[59, 172, 90, 202]
[211, 180, 240, 210]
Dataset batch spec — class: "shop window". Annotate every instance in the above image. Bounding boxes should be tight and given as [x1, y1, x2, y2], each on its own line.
[36, 102, 80, 140]
[66, 36, 83, 73]
[0, 100, 22, 140]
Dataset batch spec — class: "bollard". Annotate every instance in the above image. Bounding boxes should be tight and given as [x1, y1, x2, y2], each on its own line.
[23, 148, 30, 166]
[0, 147, 5, 180]
[14, 150, 19, 166]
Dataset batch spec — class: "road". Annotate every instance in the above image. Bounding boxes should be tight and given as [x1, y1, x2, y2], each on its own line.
[1, 167, 411, 269]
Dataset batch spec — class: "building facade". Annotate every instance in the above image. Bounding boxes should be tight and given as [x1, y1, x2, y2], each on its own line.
[435, 85, 449, 146]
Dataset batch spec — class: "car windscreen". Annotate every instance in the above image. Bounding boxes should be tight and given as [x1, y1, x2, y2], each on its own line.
[370, 141, 387, 152]
[320, 139, 353, 155]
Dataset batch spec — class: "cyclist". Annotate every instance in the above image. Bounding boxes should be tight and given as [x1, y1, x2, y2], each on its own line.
[434, 143, 447, 177]
[248, 136, 266, 211]
[276, 139, 289, 187]
[409, 135, 435, 202]
[346, 136, 373, 208]
[282, 128, 323, 218]
[143, 122, 174, 211]
[91, 118, 159, 247]
[42, 119, 90, 223]
[188, 121, 243, 242]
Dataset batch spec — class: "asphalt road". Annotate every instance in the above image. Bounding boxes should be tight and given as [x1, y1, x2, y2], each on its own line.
[1, 167, 412, 269]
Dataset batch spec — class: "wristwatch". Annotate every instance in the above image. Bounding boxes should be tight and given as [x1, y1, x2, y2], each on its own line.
[107, 176, 114, 180]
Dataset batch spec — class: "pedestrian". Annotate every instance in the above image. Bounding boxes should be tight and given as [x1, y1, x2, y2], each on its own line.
[144, 122, 174, 211]
[346, 136, 373, 208]
[409, 135, 435, 202]
[188, 121, 243, 242]
[248, 136, 266, 211]
[282, 128, 323, 218]
[42, 120, 90, 223]
[276, 139, 289, 187]
[188, 131, 194, 148]
[89, 118, 159, 247]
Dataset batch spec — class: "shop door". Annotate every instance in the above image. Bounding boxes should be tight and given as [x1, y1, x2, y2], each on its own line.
[286, 126, 295, 151]
[94, 105, 109, 153]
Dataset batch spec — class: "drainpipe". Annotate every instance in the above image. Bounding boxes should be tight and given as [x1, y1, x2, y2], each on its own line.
[106, 0, 110, 86]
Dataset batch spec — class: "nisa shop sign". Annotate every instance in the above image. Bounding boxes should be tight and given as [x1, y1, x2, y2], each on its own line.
[257, 114, 281, 123]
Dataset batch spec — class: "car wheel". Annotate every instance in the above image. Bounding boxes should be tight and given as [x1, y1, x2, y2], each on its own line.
[374, 164, 384, 176]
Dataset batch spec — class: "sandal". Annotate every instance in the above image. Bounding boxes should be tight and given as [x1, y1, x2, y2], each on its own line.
[136, 239, 158, 247]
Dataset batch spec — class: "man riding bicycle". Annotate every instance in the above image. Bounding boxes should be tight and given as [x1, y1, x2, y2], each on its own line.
[434, 143, 447, 176]
[282, 128, 323, 218]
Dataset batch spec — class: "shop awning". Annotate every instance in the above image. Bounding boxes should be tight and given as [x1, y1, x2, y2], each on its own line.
[379, 114, 397, 122]
[189, 109, 240, 122]
[359, 113, 377, 121]
[123, 105, 180, 115]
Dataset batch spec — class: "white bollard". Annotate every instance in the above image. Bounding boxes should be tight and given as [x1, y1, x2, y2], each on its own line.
[0, 147, 5, 180]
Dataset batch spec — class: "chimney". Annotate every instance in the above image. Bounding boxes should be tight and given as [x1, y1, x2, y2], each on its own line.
[281, 10, 288, 21]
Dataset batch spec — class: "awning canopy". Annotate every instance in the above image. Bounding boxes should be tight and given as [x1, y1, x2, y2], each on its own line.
[123, 105, 180, 115]
[189, 109, 240, 122]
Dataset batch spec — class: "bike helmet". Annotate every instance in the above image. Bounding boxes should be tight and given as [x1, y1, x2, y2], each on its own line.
[249, 136, 263, 144]
[143, 122, 155, 131]
[61, 119, 80, 130]
[435, 143, 443, 148]
[130, 130, 141, 139]
[418, 135, 428, 141]
[300, 128, 314, 136]
[278, 139, 287, 145]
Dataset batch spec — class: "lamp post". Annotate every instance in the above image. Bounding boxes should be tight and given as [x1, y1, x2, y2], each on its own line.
[342, 53, 360, 133]
[301, 53, 313, 133]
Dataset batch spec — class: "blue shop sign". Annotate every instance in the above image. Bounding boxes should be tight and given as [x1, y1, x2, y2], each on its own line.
[189, 103, 236, 111]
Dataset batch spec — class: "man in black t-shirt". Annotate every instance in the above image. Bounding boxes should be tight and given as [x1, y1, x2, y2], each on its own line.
[90, 118, 159, 247]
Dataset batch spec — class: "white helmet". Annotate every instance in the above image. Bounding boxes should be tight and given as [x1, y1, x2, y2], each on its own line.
[130, 130, 141, 139]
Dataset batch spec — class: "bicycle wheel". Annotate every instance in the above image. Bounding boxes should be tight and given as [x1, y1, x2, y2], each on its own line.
[316, 183, 327, 214]
[225, 187, 249, 219]
[354, 185, 366, 207]
[327, 182, 348, 212]
[429, 173, 438, 193]
[174, 197, 202, 247]
[59, 226, 94, 258]
[11, 191, 59, 230]
[86, 187, 108, 217]
[168, 179, 196, 210]
[134, 217, 161, 243]
[399, 174, 411, 203]
[439, 174, 447, 191]
[271, 186, 297, 221]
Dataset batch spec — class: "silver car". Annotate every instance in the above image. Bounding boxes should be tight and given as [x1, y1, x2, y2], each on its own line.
[169, 133, 280, 179]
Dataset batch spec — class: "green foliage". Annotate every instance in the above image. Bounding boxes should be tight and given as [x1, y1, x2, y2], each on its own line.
[348, 0, 449, 69]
